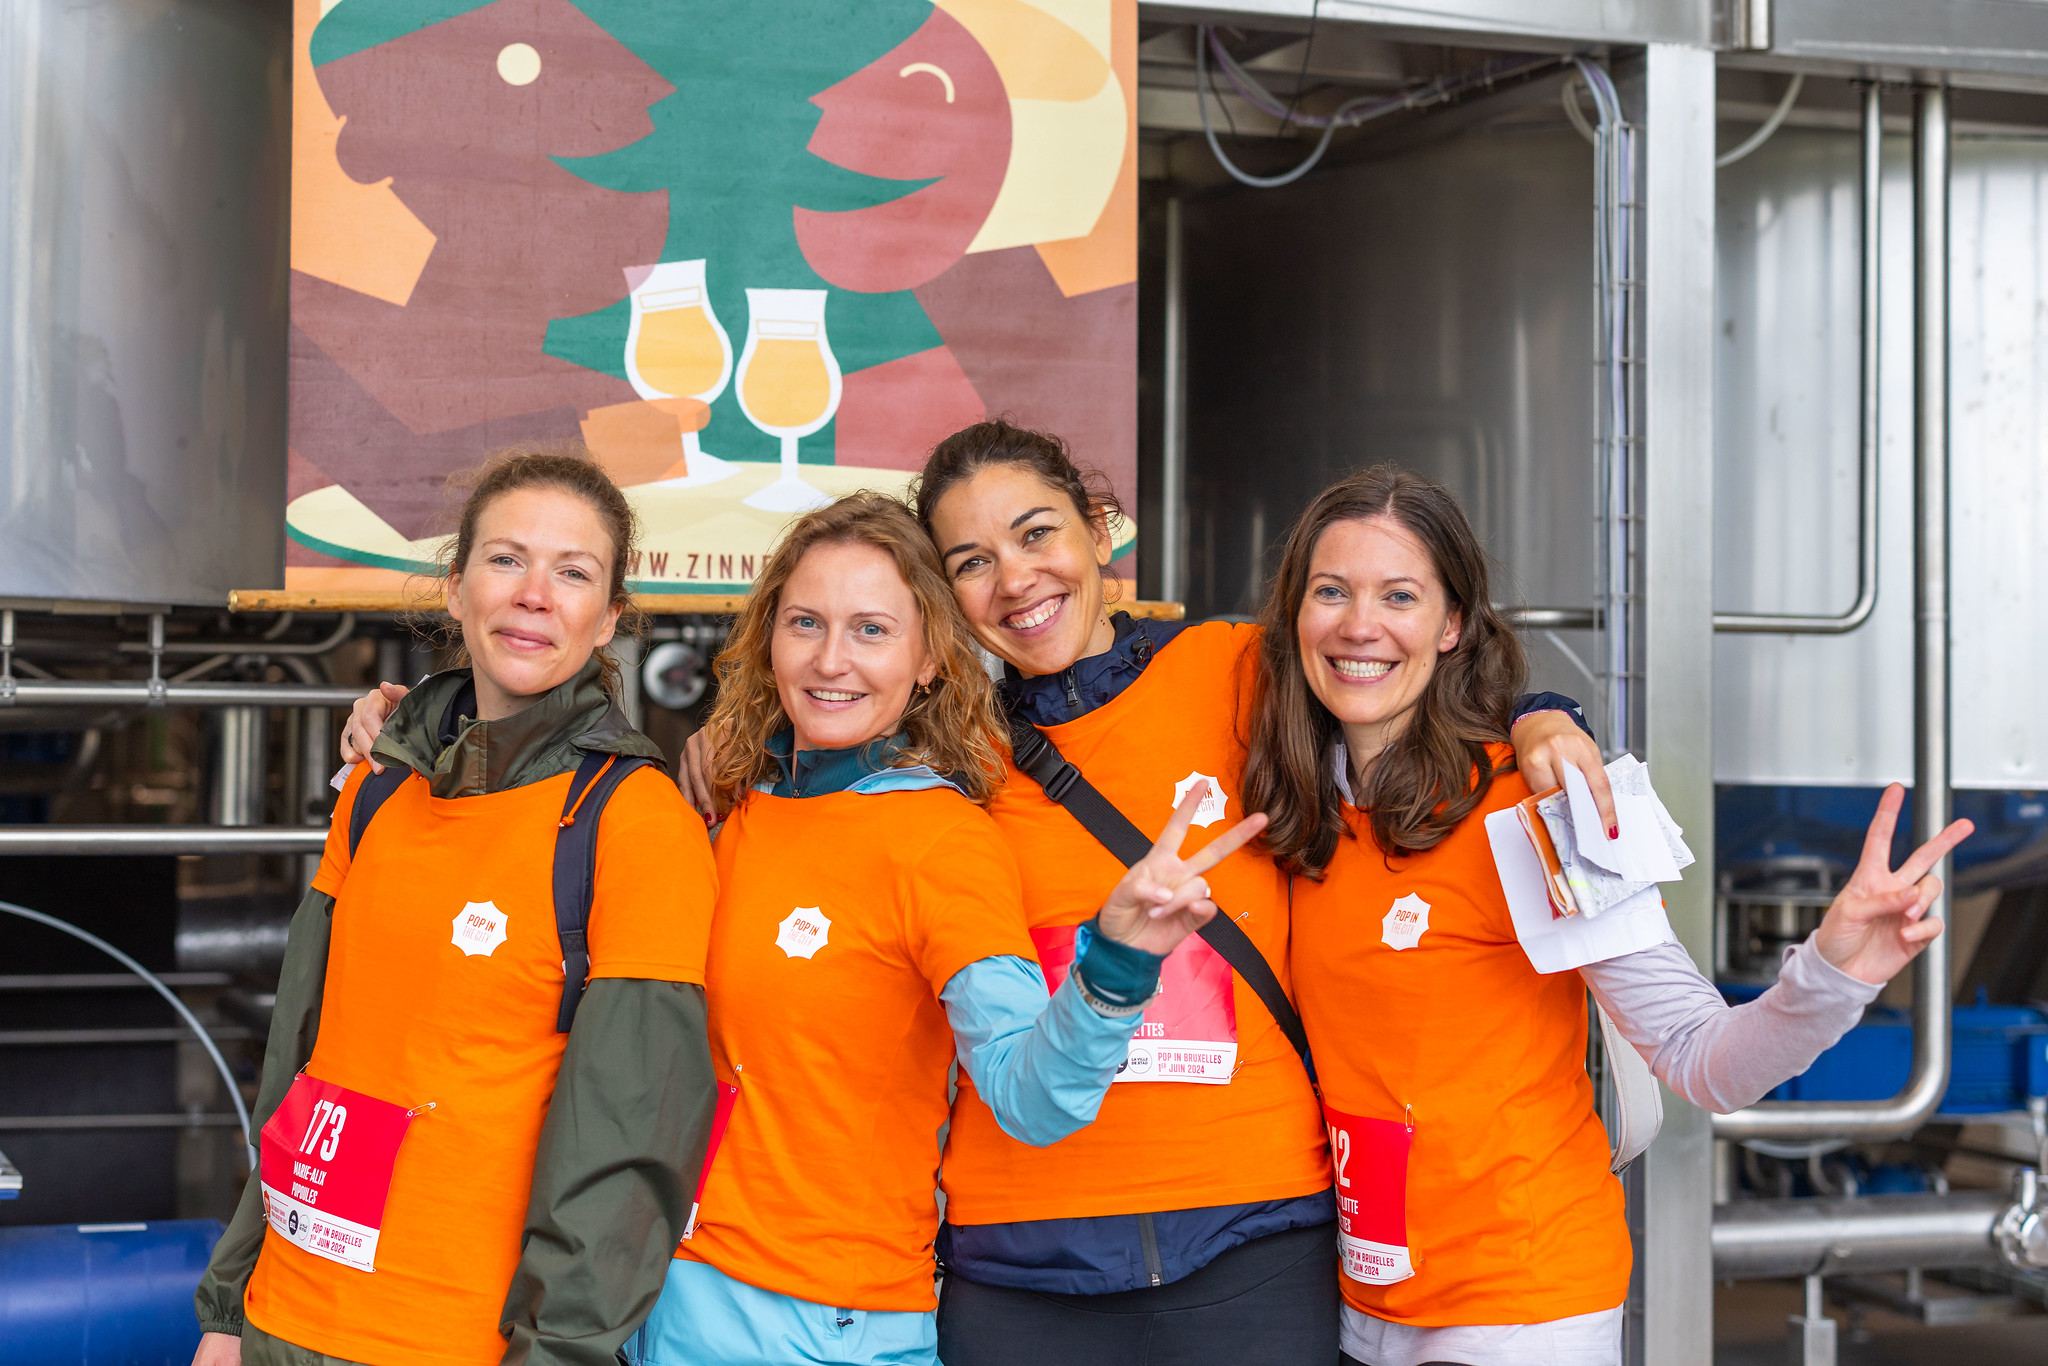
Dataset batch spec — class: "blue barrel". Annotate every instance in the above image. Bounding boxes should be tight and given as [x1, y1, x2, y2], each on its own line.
[0, 1220, 223, 1366]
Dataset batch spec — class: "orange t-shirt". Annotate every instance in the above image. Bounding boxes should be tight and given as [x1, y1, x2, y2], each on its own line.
[1289, 753, 1630, 1327]
[244, 761, 716, 1366]
[680, 786, 1037, 1311]
[941, 621, 1332, 1225]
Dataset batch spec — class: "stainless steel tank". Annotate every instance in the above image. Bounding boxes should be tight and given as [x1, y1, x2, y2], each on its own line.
[1177, 76, 1601, 700]
[1714, 121, 2048, 792]
[0, 0, 288, 607]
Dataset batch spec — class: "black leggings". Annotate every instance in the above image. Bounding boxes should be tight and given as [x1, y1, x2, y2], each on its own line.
[935, 1222, 1339, 1366]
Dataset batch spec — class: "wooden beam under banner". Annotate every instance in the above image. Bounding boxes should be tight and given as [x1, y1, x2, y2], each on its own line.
[228, 589, 1188, 621]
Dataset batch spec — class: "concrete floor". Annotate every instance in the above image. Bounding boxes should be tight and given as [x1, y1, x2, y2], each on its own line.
[1715, 1278, 2048, 1365]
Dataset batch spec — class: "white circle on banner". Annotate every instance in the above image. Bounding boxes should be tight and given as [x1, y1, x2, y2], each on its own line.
[497, 43, 541, 86]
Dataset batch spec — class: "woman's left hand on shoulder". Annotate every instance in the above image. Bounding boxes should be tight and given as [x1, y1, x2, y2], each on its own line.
[1097, 783, 1268, 957]
[1511, 708, 1619, 838]
[1814, 783, 1974, 984]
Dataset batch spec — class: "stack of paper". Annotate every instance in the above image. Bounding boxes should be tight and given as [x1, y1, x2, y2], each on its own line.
[1514, 755, 1694, 919]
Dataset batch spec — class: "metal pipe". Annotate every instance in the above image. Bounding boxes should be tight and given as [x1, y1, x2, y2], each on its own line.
[0, 1114, 244, 1131]
[1715, 81, 1881, 634]
[0, 1027, 254, 1045]
[1500, 607, 1601, 630]
[0, 827, 326, 855]
[1712, 1192, 2003, 1279]
[115, 612, 356, 656]
[211, 707, 264, 827]
[1714, 85, 1950, 1144]
[0, 680, 363, 707]
[1160, 196, 1187, 605]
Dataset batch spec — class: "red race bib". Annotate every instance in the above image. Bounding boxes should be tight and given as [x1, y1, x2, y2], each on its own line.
[680, 1081, 740, 1242]
[1032, 927, 1239, 1084]
[259, 1072, 420, 1273]
[1324, 1103, 1416, 1285]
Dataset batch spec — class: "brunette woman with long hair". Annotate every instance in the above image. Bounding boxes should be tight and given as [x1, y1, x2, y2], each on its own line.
[1249, 466, 1973, 1366]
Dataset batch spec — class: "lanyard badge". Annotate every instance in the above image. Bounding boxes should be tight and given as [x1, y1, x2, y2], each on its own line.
[1323, 1103, 1417, 1285]
[259, 1072, 424, 1273]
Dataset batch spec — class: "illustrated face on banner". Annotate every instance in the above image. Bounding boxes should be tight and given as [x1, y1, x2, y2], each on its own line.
[793, 7, 1011, 295]
[284, 0, 1138, 598]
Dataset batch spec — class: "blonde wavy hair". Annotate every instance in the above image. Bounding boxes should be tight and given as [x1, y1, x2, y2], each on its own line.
[704, 491, 1007, 806]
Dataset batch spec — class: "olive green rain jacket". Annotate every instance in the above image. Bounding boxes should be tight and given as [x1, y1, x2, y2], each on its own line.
[194, 661, 718, 1366]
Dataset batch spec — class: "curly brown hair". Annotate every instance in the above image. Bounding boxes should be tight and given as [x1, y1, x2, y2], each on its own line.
[703, 491, 1007, 806]
[426, 440, 644, 698]
[1242, 466, 1526, 873]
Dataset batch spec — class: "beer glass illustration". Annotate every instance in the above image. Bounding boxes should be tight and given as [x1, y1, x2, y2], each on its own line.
[736, 288, 840, 513]
[623, 259, 739, 487]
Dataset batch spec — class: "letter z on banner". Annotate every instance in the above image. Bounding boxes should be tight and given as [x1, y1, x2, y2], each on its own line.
[1032, 927, 1238, 1083]
[259, 1072, 419, 1272]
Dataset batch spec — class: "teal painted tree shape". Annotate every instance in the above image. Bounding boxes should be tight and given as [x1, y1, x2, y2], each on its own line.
[548, 0, 942, 465]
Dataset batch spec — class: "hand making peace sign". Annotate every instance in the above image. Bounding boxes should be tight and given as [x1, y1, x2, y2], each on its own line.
[1813, 783, 1975, 985]
[1094, 781, 1270, 958]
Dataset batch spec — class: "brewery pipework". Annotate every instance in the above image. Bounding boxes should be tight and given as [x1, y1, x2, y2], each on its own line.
[1713, 83, 1952, 1145]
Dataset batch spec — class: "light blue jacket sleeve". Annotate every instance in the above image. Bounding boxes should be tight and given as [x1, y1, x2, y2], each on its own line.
[939, 955, 1144, 1147]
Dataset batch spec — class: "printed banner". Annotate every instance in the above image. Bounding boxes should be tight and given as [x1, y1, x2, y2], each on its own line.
[285, 0, 1138, 594]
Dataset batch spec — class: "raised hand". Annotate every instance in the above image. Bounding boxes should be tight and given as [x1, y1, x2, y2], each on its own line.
[340, 681, 410, 772]
[1511, 708, 1618, 838]
[1813, 783, 1974, 985]
[1096, 781, 1269, 958]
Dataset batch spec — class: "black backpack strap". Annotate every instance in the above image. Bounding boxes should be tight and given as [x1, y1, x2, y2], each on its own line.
[551, 750, 656, 1033]
[1007, 719, 1317, 1084]
[346, 764, 414, 860]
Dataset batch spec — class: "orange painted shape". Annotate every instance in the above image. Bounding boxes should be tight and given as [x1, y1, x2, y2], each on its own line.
[1033, 0, 1136, 297]
[935, 0, 1110, 100]
[290, 0, 436, 306]
[580, 398, 709, 486]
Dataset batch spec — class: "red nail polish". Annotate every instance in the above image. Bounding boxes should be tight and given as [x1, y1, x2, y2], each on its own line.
[1608, 824, 1619, 841]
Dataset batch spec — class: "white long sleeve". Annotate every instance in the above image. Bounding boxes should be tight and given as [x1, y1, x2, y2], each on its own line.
[1579, 936, 1882, 1114]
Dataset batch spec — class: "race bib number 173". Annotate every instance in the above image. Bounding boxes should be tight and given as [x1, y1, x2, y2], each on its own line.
[259, 1072, 419, 1273]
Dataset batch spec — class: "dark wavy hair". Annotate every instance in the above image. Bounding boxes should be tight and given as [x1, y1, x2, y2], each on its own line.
[910, 418, 1124, 594]
[1243, 466, 1526, 873]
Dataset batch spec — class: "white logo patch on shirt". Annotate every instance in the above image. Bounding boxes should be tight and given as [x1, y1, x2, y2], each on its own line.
[1381, 894, 1430, 951]
[776, 908, 831, 959]
[452, 901, 508, 957]
[1171, 771, 1230, 828]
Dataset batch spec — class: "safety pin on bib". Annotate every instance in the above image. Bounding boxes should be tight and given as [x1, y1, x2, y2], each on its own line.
[407, 1101, 438, 1118]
